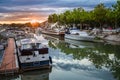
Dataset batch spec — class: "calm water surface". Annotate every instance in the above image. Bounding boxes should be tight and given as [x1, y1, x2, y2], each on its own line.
[0, 34, 120, 80]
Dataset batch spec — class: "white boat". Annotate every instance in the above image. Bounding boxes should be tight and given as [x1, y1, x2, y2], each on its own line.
[65, 29, 95, 41]
[16, 37, 52, 71]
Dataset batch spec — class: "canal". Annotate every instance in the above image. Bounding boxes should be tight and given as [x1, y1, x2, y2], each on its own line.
[0, 34, 120, 80]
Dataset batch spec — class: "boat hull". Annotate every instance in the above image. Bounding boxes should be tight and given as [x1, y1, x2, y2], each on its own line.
[41, 30, 65, 37]
[65, 34, 95, 41]
[20, 61, 50, 71]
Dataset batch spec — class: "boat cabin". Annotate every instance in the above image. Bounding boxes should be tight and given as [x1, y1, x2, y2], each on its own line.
[19, 43, 48, 56]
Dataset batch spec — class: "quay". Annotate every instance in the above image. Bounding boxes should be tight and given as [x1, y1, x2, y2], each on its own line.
[0, 38, 19, 75]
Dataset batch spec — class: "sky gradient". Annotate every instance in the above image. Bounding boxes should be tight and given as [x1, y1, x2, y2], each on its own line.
[0, 0, 116, 24]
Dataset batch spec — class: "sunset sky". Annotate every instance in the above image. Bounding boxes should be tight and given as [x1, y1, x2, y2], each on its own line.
[0, 0, 116, 24]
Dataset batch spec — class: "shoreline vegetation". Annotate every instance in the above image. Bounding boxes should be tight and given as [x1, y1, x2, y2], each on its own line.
[48, 2, 120, 29]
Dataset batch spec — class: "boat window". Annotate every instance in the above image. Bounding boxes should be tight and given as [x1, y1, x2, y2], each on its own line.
[39, 48, 48, 54]
[36, 43, 41, 48]
[21, 44, 32, 49]
[26, 57, 30, 60]
[21, 50, 33, 56]
[31, 43, 36, 49]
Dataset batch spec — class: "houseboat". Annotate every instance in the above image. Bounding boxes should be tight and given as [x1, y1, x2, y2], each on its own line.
[16, 38, 52, 71]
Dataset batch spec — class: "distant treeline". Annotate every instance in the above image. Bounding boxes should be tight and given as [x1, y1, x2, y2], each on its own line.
[48, 1, 120, 29]
[0, 22, 41, 28]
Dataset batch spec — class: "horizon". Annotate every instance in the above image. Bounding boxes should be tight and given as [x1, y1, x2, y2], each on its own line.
[0, 0, 116, 24]
[0, 20, 46, 24]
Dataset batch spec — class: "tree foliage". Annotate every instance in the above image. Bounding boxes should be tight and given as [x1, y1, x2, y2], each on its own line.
[48, 2, 120, 28]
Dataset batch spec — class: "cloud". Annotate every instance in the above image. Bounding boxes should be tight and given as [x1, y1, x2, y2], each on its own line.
[0, 0, 116, 23]
[0, 12, 47, 21]
[0, 6, 56, 13]
[0, 0, 116, 9]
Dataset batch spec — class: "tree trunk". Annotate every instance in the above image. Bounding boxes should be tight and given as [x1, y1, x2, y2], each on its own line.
[100, 23, 102, 29]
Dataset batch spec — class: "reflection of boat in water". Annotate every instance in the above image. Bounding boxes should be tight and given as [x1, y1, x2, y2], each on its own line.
[65, 38, 95, 48]
[16, 37, 52, 71]
[0, 69, 51, 80]
[0, 74, 21, 80]
[65, 29, 95, 41]
[105, 40, 120, 45]
[21, 69, 51, 80]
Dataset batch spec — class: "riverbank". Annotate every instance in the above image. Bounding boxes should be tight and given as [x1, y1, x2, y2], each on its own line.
[104, 34, 120, 41]
[96, 32, 120, 42]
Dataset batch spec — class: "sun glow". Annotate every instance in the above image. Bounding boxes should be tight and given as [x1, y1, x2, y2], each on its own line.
[30, 19, 40, 28]
[30, 19, 38, 24]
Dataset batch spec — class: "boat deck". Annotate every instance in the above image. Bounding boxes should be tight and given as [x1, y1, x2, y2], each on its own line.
[0, 38, 19, 75]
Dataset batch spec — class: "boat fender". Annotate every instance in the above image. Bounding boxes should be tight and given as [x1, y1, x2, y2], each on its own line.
[49, 56, 52, 64]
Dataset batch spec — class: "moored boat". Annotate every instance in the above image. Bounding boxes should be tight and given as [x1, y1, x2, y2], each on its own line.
[16, 38, 52, 71]
[65, 29, 95, 41]
[39, 28, 65, 37]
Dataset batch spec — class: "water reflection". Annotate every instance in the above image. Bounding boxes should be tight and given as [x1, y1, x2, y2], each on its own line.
[0, 69, 51, 80]
[47, 35, 120, 80]
[0, 75, 21, 80]
[21, 69, 51, 80]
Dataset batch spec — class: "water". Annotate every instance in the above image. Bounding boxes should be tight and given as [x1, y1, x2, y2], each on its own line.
[0, 34, 120, 80]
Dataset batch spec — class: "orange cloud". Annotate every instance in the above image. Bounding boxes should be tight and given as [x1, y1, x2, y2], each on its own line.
[0, 12, 48, 24]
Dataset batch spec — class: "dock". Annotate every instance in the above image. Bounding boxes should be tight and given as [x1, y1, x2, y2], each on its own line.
[0, 38, 19, 75]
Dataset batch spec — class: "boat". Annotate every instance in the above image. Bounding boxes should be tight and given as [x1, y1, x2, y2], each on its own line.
[65, 29, 95, 41]
[39, 28, 65, 37]
[16, 37, 52, 71]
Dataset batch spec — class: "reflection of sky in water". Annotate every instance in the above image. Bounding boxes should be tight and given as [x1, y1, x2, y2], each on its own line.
[49, 48, 115, 80]
[50, 68, 115, 80]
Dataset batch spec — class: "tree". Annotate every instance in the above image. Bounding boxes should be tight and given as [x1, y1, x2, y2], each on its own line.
[112, 1, 120, 28]
[93, 3, 108, 28]
[106, 8, 116, 28]
[48, 3, 118, 29]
